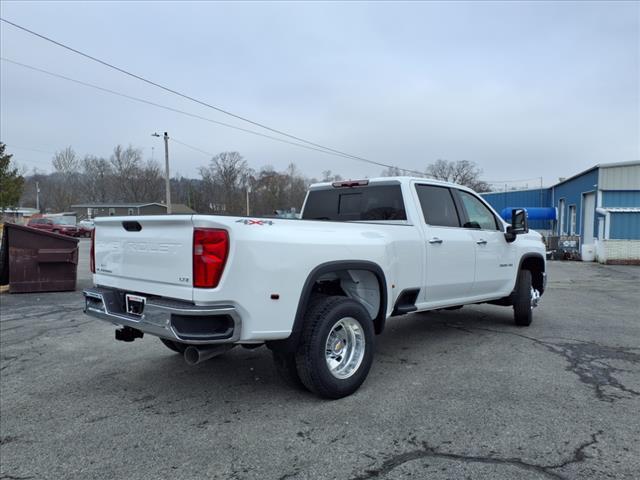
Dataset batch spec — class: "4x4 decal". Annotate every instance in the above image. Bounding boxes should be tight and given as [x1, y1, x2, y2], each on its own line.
[235, 219, 274, 226]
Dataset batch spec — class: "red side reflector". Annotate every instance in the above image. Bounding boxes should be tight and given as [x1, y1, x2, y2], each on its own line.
[193, 228, 229, 288]
[90, 228, 96, 274]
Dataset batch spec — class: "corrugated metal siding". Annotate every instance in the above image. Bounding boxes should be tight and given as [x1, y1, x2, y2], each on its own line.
[599, 164, 640, 190]
[481, 188, 551, 230]
[552, 168, 599, 238]
[602, 191, 640, 208]
[609, 212, 640, 240]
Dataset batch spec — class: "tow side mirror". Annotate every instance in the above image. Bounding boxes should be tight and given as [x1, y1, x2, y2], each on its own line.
[505, 208, 528, 243]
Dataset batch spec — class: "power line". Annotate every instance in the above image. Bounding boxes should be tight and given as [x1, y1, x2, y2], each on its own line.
[0, 18, 427, 176]
[3, 144, 56, 156]
[1, 57, 372, 162]
[171, 138, 215, 157]
[1, 56, 427, 176]
[484, 176, 543, 184]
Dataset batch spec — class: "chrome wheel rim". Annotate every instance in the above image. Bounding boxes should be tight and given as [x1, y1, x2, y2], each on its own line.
[530, 287, 541, 309]
[325, 317, 366, 379]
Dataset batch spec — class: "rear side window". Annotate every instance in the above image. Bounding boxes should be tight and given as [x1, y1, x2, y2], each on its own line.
[458, 190, 500, 230]
[415, 185, 460, 227]
[302, 185, 406, 221]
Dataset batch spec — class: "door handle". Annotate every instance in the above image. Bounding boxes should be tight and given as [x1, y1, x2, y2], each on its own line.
[476, 239, 488, 245]
[428, 237, 443, 244]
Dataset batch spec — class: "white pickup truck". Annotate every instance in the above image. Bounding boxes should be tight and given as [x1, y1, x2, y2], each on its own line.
[84, 177, 546, 398]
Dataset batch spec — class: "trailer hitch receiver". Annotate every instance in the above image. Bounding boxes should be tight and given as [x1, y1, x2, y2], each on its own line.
[115, 326, 144, 342]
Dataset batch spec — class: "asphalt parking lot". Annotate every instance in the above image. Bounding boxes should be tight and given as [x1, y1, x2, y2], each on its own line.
[1, 239, 639, 480]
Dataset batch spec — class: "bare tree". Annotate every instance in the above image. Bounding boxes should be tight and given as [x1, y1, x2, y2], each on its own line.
[52, 146, 80, 173]
[135, 159, 164, 203]
[380, 166, 403, 177]
[426, 159, 490, 192]
[253, 166, 289, 215]
[18, 144, 344, 216]
[49, 146, 81, 211]
[110, 145, 142, 201]
[286, 163, 308, 210]
[321, 170, 342, 182]
[199, 152, 252, 215]
[106, 145, 163, 202]
[81, 155, 113, 203]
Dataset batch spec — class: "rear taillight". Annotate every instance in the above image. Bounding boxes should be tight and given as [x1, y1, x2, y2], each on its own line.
[90, 228, 96, 274]
[193, 228, 229, 288]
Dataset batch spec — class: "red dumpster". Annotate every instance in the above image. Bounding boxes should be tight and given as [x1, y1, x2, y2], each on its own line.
[1, 223, 79, 293]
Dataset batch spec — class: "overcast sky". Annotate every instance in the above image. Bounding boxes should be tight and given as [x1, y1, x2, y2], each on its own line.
[1, 1, 638, 187]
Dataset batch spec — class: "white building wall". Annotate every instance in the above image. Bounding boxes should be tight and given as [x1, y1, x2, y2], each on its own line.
[595, 239, 640, 264]
[598, 162, 640, 190]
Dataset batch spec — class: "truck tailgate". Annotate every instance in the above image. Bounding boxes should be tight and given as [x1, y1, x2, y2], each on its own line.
[93, 215, 194, 301]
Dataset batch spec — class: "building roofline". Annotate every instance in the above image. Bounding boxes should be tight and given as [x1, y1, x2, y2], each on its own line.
[136, 203, 166, 208]
[552, 160, 639, 188]
[481, 187, 549, 196]
[552, 165, 599, 188]
[597, 160, 640, 169]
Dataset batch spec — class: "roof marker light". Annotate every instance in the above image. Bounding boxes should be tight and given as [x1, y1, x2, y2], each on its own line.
[331, 180, 369, 188]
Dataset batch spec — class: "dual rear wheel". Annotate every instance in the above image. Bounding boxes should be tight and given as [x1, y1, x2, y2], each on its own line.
[273, 295, 374, 399]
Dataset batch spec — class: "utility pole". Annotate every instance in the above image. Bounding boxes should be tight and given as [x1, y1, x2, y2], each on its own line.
[246, 185, 251, 216]
[36, 181, 40, 211]
[152, 132, 172, 214]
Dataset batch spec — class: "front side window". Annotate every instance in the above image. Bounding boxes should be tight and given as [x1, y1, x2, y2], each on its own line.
[415, 184, 460, 227]
[458, 191, 499, 230]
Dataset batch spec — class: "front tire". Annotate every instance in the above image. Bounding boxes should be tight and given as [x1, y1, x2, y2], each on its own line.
[295, 296, 374, 399]
[513, 269, 533, 326]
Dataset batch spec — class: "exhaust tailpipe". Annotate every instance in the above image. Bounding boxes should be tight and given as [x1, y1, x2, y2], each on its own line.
[184, 344, 232, 365]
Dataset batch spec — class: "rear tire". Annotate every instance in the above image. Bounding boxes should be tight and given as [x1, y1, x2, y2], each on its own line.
[160, 338, 188, 354]
[295, 296, 374, 399]
[513, 269, 533, 326]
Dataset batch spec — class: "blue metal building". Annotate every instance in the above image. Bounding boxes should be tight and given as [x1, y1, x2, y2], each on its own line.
[481, 161, 640, 263]
[481, 188, 552, 231]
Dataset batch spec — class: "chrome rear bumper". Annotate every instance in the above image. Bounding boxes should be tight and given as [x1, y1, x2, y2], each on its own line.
[83, 287, 241, 344]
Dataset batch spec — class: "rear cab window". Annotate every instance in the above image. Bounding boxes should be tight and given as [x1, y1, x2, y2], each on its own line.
[302, 184, 407, 221]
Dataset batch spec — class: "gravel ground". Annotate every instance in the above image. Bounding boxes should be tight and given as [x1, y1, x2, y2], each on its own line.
[1, 239, 639, 480]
